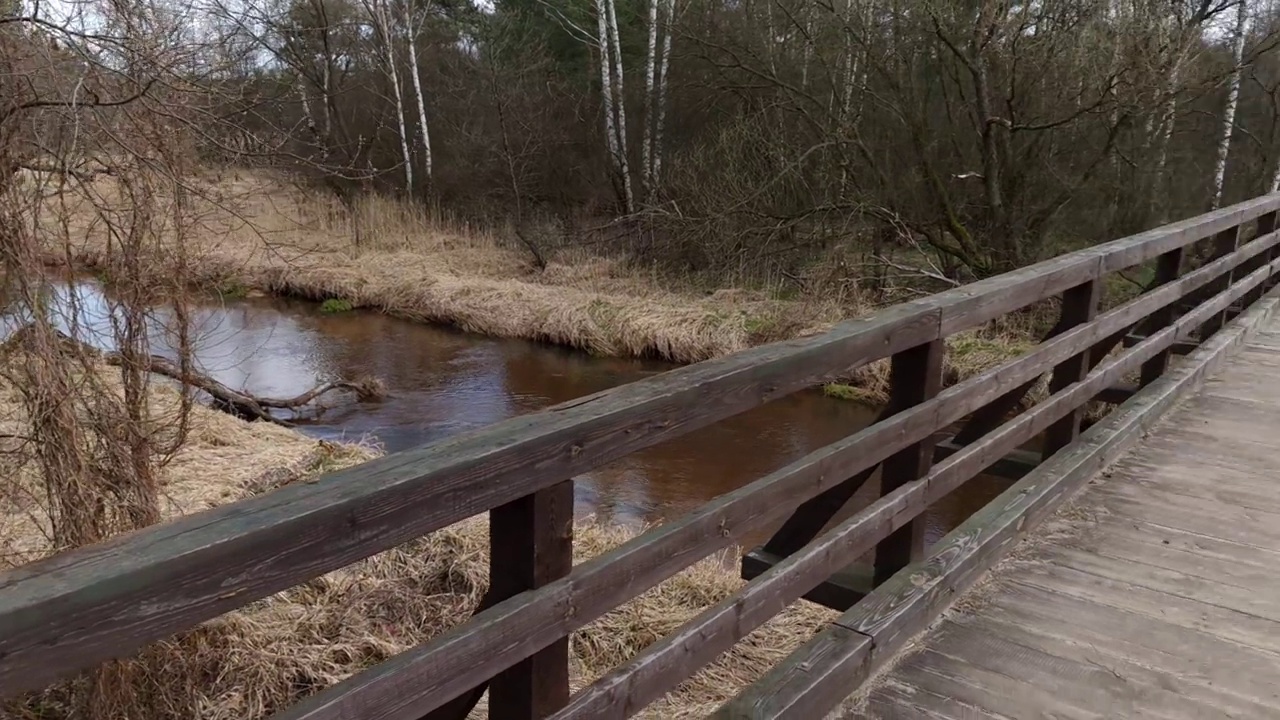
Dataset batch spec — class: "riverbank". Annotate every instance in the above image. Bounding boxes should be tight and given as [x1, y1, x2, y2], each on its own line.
[0, 356, 835, 719]
[46, 171, 1044, 404]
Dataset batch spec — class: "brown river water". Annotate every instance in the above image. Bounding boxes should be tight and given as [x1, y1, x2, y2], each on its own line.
[12, 281, 1012, 552]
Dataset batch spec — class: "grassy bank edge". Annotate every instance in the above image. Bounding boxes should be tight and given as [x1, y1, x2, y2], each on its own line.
[62, 245, 1048, 408]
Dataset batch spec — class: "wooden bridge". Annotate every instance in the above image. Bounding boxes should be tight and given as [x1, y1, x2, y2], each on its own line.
[4, 193, 1280, 720]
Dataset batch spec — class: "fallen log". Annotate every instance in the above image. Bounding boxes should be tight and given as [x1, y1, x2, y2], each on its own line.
[5, 324, 385, 426]
[108, 353, 385, 426]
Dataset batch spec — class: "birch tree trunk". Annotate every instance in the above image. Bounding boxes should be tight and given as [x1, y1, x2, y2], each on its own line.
[1211, 0, 1248, 210]
[641, 0, 659, 200]
[651, 0, 674, 192]
[370, 0, 413, 193]
[321, 61, 333, 138]
[595, 0, 626, 208]
[298, 83, 320, 137]
[404, 0, 433, 183]
[605, 0, 634, 212]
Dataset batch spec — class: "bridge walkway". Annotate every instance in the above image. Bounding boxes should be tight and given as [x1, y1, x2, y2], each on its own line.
[846, 314, 1280, 720]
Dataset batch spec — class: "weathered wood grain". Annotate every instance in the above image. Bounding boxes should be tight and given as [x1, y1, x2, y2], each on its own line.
[1262, 212, 1280, 292]
[932, 438, 1039, 479]
[488, 481, 574, 720]
[874, 340, 944, 583]
[1097, 194, 1279, 273]
[0, 301, 942, 694]
[283, 259, 1280, 720]
[844, 303, 1280, 718]
[985, 580, 1280, 702]
[740, 549, 872, 611]
[952, 227, 1278, 446]
[1043, 279, 1102, 457]
[1197, 226, 1243, 339]
[1138, 246, 1185, 385]
[760, 405, 892, 559]
[1, 195, 1278, 715]
[713, 291, 1280, 720]
[712, 626, 873, 720]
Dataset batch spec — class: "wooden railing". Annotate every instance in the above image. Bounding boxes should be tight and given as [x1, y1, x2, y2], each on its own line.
[3, 194, 1280, 720]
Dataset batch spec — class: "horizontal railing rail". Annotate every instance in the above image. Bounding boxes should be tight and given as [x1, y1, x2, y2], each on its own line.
[2, 193, 1279, 719]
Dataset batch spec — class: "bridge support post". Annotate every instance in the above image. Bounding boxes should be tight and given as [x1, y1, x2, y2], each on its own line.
[1257, 211, 1279, 294]
[488, 481, 574, 720]
[1139, 247, 1185, 387]
[1198, 225, 1242, 339]
[873, 339, 944, 584]
[1043, 279, 1101, 457]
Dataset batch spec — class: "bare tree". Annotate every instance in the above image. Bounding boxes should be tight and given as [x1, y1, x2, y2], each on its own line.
[403, 0, 433, 184]
[594, 0, 633, 211]
[641, 0, 660, 199]
[365, 0, 414, 193]
[1212, 0, 1250, 208]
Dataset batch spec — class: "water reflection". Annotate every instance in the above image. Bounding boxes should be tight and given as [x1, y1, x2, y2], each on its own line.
[3, 280, 1012, 547]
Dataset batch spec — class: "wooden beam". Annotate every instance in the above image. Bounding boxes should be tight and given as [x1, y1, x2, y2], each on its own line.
[758, 252, 1128, 559]
[1125, 333, 1198, 354]
[740, 549, 871, 611]
[4, 197, 1280, 708]
[0, 300, 941, 696]
[1198, 225, 1243, 339]
[759, 409, 889, 560]
[1096, 383, 1137, 405]
[1263, 212, 1280, 292]
[950, 315, 1070, 445]
[875, 340, 945, 583]
[1243, 214, 1278, 304]
[1140, 246, 1185, 386]
[488, 482, 574, 720]
[1043, 280, 1102, 457]
[708, 625, 873, 719]
[420, 590, 502, 720]
[549, 297, 1239, 720]
[711, 293, 1280, 720]
[279, 261, 1262, 719]
[933, 438, 1040, 479]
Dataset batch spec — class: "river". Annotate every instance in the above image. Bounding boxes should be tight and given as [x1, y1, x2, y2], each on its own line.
[9, 280, 1012, 551]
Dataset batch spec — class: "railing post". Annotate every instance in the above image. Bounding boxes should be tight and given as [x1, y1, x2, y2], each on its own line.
[1138, 247, 1185, 387]
[488, 481, 574, 720]
[1197, 225, 1242, 339]
[873, 339, 944, 585]
[1256, 211, 1279, 295]
[1043, 279, 1101, 457]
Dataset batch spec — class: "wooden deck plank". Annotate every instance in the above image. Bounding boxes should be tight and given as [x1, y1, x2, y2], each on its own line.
[1097, 456, 1280, 512]
[874, 649, 1107, 720]
[840, 307, 1280, 719]
[1076, 516, 1280, 579]
[1042, 545, 1280, 624]
[1098, 468, 1280, 516]
[1009, 560, 1280, 656]
[983, 581, 1280, 707]
[1088, 485, 1280, 548]
[855, 681, 1013, 720]
[921, 617, 1263, 720]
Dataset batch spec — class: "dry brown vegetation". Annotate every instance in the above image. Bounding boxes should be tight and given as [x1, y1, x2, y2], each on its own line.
[0, 359, 834, 720]
[49, 169, 1053, 404]
[0, 0, 1252, 715]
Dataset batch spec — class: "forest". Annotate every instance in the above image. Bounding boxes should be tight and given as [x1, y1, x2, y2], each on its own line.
[1, 0, 1279, 718]
[201, 0, 1280, 283]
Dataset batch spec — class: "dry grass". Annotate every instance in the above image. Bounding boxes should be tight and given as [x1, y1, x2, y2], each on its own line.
[1, 358, 835, 720]
[51, 170, 848, 365]
[39, 170, 1048, 404]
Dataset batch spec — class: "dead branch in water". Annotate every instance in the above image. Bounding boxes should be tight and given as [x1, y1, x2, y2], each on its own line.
[108, 354, 385, 426]
[5, 325, 385, 426]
